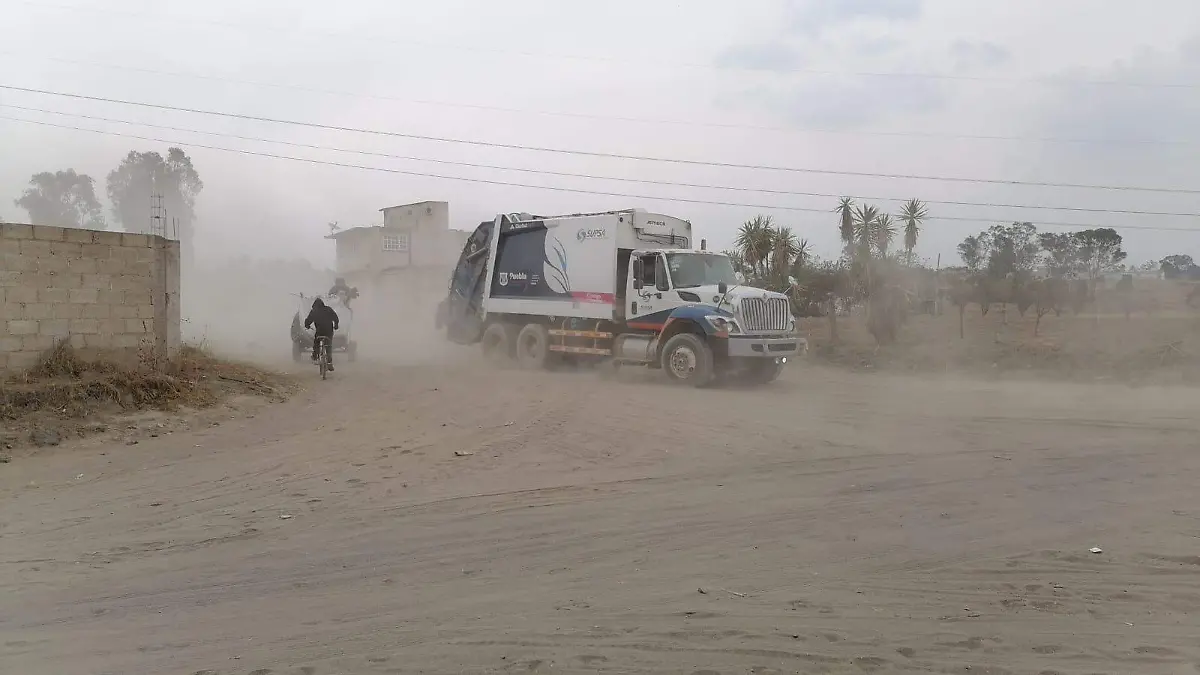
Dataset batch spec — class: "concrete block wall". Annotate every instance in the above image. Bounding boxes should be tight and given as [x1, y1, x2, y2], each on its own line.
[0, 223, 181, 374]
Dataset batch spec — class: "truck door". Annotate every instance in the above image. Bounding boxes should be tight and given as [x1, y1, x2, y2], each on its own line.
[627, 252, 673, 330]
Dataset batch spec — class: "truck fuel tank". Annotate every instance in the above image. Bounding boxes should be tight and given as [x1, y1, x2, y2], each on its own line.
[613, 333, 657, 363]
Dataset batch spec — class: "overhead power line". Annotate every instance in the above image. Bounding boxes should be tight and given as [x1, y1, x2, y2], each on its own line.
[9, 103, 1200, 220]
[3, 53, 1192, 147]
[5, 114, 1199, 235]
[14, 0, 1200, 90]
[4, 84, 1199, 195]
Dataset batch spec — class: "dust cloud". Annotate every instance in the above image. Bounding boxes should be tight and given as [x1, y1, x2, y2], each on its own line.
[180, 257, 463, 369]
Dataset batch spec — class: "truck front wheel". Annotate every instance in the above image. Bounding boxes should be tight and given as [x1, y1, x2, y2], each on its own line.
[481, 323, 517, 366]
[741, 358, 784, 385]
[516, 323, 551, 370]
[660, 333, 715, 387]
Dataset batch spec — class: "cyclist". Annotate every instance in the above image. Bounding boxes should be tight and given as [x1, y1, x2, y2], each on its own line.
[327, 277, 359, 308]
[303, 297, 340, 371]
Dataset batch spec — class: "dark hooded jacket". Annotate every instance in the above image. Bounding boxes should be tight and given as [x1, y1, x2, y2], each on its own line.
[303, 298, 340, 336]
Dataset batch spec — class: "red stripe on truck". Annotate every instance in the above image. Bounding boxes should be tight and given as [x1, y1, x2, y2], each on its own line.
[569, 292, 615, 304]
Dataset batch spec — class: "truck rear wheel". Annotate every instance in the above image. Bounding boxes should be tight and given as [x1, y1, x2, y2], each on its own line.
[660, 333, 714, 387]
[515, 323, 551, 370]
[481, 322, 517, 366]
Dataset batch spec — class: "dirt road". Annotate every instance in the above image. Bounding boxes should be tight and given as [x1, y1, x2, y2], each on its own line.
[3, 359, 1200, 674]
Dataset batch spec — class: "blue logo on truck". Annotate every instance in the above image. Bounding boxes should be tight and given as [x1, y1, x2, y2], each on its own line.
[576, 228, 607, 243]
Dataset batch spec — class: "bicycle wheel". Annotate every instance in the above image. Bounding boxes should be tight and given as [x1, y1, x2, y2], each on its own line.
[319, 341, 328, 380]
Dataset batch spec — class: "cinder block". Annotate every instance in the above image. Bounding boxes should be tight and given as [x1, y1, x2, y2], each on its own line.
[0, 271, 19, 288]
[21, 335, 55, 351]
[0, 303, 23, 320]
[84, 333, 113, 349]
[134, 247, 158, 263]
[36, 256, 69, 274]
[82, 273, 113, 289]
[23, 303, 53, 320]
[6, 351, 40, 371]
[68, 334, 87, 349]
[93, 231, 122, 246]
[0, 253, 31, 272]
[50, 241, 83, 259]
[123, 290, 152, 305]
[68, 288, 99, 304]
[8, 319, 39, 335]
[64, 228, 95, 244]
[32, 226, 66, 241]
[121, 233, 149, 248]
[97, 319, 124, 335]
[19, 240, 52, 258]
[112, 334, 142, 349]
[137, 304, 156, 319]
[69, 318, 100, 334]
[0, 239, 20, 255]
[0, 336, 22, 352]
[81, 304, 110, 319]
[110, 305, 137, 319]
[125, 318, 151, 334]
[124, 262, 153, 277]
[38, 319, 69, 337]
[110, 276, 143, 292]
[0, 224, 35, 239]
[67, 257, 98, 274]
[98, 258, 126, 275]
[82, 243, 111, 259]
[114, 246, 145, 264]
[6, 287, 37, 304]
[39, 287, 70, 303]
[34, 273, 82, 290]
[98, 289, 125, 305]
[52, 303, 83, 320]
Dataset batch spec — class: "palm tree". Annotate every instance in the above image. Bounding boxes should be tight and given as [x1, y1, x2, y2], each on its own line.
[835, 197, 855, 253]
[852, 204, 879, 261]
[722, 249, 749, 279]
[735, 215, 774, 279]
[874, 214, 896, 257]
[770, 226, 800, 286]
[899, 198, 928, 265]
[795, 237, 811, 269]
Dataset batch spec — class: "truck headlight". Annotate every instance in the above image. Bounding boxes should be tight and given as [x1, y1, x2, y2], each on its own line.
[704, 315, 741, 334]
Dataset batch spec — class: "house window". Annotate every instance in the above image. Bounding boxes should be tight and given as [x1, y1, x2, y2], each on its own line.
[382, 234, 409, 252]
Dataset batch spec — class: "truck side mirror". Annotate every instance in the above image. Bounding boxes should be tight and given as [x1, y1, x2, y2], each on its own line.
[718, 281, 728, 295]
[632, 258, 644, 289]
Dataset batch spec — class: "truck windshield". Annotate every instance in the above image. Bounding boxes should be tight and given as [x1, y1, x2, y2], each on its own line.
[666, 253, 739, 289]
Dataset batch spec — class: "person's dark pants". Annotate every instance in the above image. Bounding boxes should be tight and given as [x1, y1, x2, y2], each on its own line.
[312, 333, 333, 362]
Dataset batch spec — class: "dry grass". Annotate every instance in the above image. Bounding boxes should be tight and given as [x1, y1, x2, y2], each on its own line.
[1, 342, 292, 423]
[801, 279, 1200, 385]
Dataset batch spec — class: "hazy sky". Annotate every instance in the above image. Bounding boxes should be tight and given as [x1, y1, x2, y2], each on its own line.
[3, 0, 1199, 268]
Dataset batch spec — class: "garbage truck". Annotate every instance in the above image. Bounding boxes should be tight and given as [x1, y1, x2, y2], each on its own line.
[435, 208, 805, 386]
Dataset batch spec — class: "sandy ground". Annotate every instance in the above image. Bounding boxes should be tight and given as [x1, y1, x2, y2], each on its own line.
[2, 355, 1200, 675]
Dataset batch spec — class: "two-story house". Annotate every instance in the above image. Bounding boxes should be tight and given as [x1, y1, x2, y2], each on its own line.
[325, 200, 469, 306]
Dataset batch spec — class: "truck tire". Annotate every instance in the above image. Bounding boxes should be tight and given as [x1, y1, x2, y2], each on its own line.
[742, 359, 784, 385]
[481, 322, 517, 366]
[660, 333, 714, 387]
[515, 323, 551, 370]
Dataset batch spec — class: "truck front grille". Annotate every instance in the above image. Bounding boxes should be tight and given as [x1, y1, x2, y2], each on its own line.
[738, 297, 791, 332]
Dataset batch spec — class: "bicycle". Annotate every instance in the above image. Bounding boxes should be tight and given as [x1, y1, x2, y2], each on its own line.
[314, 335, 332, 380]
